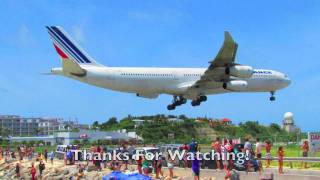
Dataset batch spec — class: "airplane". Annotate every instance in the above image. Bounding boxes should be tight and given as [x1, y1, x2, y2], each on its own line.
[46, 26, 291, 110]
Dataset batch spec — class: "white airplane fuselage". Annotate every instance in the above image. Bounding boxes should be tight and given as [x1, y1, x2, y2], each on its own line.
[52, 65, 291, 99]
[46, 26, 291, 109]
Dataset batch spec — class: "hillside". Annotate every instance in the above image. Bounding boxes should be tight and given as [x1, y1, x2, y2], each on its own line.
[94, 114, 304, 144]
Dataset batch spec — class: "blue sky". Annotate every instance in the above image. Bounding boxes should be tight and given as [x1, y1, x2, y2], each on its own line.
[0, 1, 319, 131]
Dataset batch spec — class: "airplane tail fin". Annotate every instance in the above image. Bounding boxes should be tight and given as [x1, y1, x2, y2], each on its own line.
[46, 26, 101, 76]
[46, 26, 100, 76]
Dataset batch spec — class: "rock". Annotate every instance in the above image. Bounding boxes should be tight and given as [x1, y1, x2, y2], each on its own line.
[68, 167, 78, 175]
[86, 164, 96, 172]
[52, 174, 64, 180]
[63, 169, 69, 175]
[5, 169, 15, 178]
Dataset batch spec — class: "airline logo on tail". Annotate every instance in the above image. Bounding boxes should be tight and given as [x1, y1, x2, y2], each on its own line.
[46, 26, 94, 64]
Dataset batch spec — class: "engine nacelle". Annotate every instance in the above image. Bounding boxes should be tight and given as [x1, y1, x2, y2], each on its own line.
[225, 65, 253, 78]
[223, 80, 248, 91]
[136, 93, 159, 99]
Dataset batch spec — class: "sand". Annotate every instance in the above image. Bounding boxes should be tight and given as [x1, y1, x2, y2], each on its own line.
[0, 157, 216, 180]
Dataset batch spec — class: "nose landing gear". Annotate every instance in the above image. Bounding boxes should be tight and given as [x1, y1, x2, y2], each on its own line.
[270, 91, 276, 101]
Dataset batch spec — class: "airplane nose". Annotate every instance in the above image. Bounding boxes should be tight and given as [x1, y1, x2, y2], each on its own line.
[284, 77, 291, 87]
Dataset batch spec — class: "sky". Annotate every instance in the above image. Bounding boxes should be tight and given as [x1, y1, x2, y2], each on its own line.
[0, 1, 319, 131]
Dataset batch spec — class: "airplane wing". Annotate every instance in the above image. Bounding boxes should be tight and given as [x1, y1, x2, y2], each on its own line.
[189, 31, 238, 89]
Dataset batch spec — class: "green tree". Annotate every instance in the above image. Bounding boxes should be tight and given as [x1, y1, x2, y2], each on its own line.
[92, 121, 100, 130]
[82, 139, 89, 145]
[270, 123, 281, 132]
[28, 140, 36, 147]
[100, 117, 118, 130]
[178, 114, 188, 120]
[107, 117, 118, 126]
[73, 140, 80, 145]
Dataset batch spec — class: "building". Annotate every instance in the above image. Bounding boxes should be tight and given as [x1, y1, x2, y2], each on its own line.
[0, 115, 39, 136]
[132, 119, 145, 128]
[167, 118, 183, 123]
[38, 117, 62, 135]
[221, 118, 232, 125]
[55, 130, 131, 145]
[9, 135, 56, 145]
[282, 112, 300, 133]
[9, 130, 135, 145]
[58, 120, 89, 131]
[0, 115, 91, 136]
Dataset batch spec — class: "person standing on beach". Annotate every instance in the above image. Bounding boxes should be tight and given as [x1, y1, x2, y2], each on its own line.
[44, 149, 48, 163]
[155, 155, 164, 179]
[278, 146, 284, 174]
[189, 138, 198, 153]
[301, 141, 309, 168]
[15, 162, 21, 178]
[50, 150, 55, 165]
[39, 160, 46, 178]
[18, 146, 23, 161]
[142, 156, 149, 176]
[136, 155, 143, 174]
[30, 162, 36, 180]
[212, 137, 222, 170]
[265, 140, 272, 168]
[167, 155, 175, 179]
[121, 145, 129, 170]
[192, 157, 200, 180]
[255, 138, 263, 172]
[255, 138, 262, 159]
[244, 137, 252, 158]
[127, 143, 135, 165]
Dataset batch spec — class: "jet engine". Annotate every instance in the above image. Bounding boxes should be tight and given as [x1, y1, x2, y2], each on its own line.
[223, 80, 248, 91]
[225, 65, 253, 78]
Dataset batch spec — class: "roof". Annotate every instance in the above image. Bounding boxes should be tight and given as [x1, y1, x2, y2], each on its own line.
[132, 119, 145, 122]
[221, 118, 232, 122]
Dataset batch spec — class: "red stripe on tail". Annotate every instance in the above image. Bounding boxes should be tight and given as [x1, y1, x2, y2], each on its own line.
[53, 44, 68, 59]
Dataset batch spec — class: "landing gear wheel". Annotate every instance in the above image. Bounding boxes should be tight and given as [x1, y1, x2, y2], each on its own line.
[270, 96, 276, 101]
[168, 95, 187, 110]
[173, 101, 181, 106]
[270, 91, 276, 101]
[199, 96, 207, 102]
[167, 104, 175, 110]
[191, 100, 200, 106]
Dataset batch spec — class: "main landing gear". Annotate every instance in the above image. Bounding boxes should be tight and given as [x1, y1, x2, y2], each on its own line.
[191, 95, 207, 106]
[167, 95, 187, 110]
[270, 91, 276, 101]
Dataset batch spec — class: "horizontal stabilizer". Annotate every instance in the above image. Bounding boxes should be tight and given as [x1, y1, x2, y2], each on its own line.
[62, 59, 86, 76]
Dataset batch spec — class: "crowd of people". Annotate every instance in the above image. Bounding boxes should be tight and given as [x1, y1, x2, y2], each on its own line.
[177, 137, 311, 179]
[0, 145, 55, 180]
[0, 138, 312, 180]
[210, 137, 310, 176]
[61, 143, 177, 179]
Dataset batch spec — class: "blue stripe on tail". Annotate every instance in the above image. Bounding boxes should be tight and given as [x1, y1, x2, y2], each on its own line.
[51, 26, 91, 63]
[47, 27, 83, 63]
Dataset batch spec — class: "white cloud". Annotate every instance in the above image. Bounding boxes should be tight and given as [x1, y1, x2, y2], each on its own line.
[7, 25, 35, 47]
[71, 25, 85, 43]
